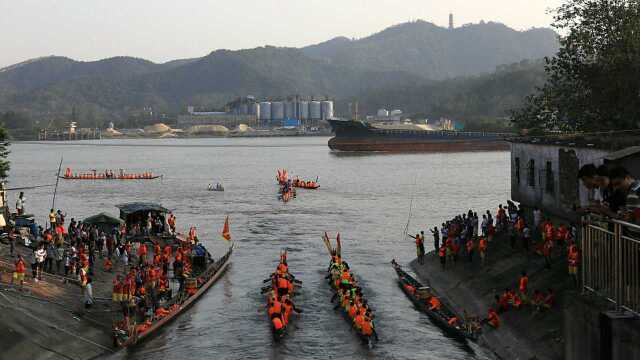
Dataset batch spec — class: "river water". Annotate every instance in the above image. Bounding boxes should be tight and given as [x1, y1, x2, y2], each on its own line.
[8, 137, 509, 360]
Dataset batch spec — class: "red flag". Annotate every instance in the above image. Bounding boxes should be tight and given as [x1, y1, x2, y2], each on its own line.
[222, 216, 231, 241]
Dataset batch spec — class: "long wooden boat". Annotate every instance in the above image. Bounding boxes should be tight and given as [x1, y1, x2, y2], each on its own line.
[60, 175, 162, 180]
[292, 180, 320, 190]
[326, 264, 374, 346]
[391, 260, 480, 342]
[265, 260, 300, 340]
[114, 245, 233, 347]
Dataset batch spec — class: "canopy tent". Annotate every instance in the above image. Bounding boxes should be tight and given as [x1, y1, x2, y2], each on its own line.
[115, 202, 170, 235]
[115, 202, 169, 217]
[83, 212, 124, 233]
[83, 212, 123, 226]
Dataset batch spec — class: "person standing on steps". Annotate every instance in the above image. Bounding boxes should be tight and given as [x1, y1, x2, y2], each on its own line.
[15, 192, 25, 215]
[431, 226, 440, 255]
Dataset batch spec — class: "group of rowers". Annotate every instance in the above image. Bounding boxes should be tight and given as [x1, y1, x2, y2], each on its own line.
[112, 239, 197, 337]
[292, 177, 319, 189]
[266, 253, 301, 334]
[63, 167, 156, 179]
[328, 253, 379, 341]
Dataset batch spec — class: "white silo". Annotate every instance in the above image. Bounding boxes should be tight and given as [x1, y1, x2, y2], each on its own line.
[285, 101, 296, 119]
[377, 108, 389, 117]
[321, 101, 334, 120]
[298, 101, 309, 120]
[250, 102, 260, 118]
[259, 102, 272, 121]
[271, 101, 285, 120]
[310, 101, 322, 120]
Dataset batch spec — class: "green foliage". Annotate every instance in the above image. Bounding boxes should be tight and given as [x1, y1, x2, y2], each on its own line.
[356, 60, 547, 129]
[303, 20, 558, 80]
[512, 0, 640, 131]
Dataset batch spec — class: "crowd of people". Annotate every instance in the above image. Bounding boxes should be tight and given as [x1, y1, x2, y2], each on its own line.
[328, 252, 378, 341]
[411, 198, 587, 332]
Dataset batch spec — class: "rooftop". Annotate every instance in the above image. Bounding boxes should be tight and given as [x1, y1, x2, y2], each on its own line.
[508, 130, 640, 151]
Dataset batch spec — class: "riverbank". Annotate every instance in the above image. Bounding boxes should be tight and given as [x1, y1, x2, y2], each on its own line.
[410, 232, 574, 360]
[0, 243, 119, 360]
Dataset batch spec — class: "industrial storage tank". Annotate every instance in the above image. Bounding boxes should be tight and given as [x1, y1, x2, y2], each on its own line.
[285, 101, 296, 119]
[239, 103, 249, 115]
[271, 101, 285, 120]
[390, 109, 403, 116]
[309, 101, 322, 120]
[321, 101, 334, 120]
[298, 101, 309, 120]
[259, 102, 272, 120]
[250, 102, 260, 118]
[377, 109, 389, 117]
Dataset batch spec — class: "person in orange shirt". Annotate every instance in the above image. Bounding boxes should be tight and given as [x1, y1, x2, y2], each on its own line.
[103, 257, 113, 272]
[12, 255, 26, 287]
[568, 245, 580, 287]
[486, 307, 500, 329]
[466, 238, 475, 263]
[438, 244, 447, 270]
[478, 237, 488, 266]
[428, 296, 442, 311]
[518, 271, 529, 303]
[138, 243, 148, 266]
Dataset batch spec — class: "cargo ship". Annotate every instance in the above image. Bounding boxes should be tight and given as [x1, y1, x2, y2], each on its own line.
[327, 119, 510, 152]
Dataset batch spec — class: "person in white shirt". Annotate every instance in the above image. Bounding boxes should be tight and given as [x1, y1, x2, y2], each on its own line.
[84, 277, 94, 308]
[15, 192, 25, 215]
[34, 245, 46, 281]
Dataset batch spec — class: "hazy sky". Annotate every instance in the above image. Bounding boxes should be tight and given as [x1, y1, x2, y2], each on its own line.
[0, 0, 563, 68]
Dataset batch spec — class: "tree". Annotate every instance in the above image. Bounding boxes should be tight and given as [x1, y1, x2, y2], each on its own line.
[512, 0, 640, 131]
[0, 125, 10, 180]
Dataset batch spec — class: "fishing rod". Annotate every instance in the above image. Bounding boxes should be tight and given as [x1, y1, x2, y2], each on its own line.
[51, 156, 63, 211]
[6, 184, 55, 191]
[402, 175, 418, 242]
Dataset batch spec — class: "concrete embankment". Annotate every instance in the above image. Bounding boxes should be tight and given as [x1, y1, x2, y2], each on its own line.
[0, 244, 119, 360]
[410, 233, 572, 360]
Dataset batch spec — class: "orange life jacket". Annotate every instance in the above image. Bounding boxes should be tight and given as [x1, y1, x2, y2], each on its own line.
[361, 320, 373, 336]
[15, 259, 26, 273]
[519, 276, 528, 293]
[272, 316, 284, 330]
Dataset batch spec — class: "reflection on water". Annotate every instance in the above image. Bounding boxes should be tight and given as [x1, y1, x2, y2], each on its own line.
[9, 137, 506, 360]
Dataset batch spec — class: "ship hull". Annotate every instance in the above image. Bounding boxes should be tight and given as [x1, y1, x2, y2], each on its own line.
[327, 119, 510, 153]
[328, 137, 509, 152]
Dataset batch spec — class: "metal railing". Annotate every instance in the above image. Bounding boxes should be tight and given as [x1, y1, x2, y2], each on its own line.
[582, 216, 640, 315]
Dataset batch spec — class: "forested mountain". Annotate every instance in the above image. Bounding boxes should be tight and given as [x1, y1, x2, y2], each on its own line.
[0, 20, 557, 130]
[353, 60, 547, 131]
[303, 20, 558, 79]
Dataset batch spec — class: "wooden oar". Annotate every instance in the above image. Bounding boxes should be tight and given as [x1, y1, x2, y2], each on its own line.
[322, 232, 333, 255]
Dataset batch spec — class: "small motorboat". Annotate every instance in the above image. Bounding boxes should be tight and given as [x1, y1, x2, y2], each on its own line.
[208, 183, 225, 192]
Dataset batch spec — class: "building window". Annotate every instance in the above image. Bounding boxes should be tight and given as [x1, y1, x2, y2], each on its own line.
[515, 157, 521, 185]
[528, 159, 536, 187]
[545, 161, 554, 194]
